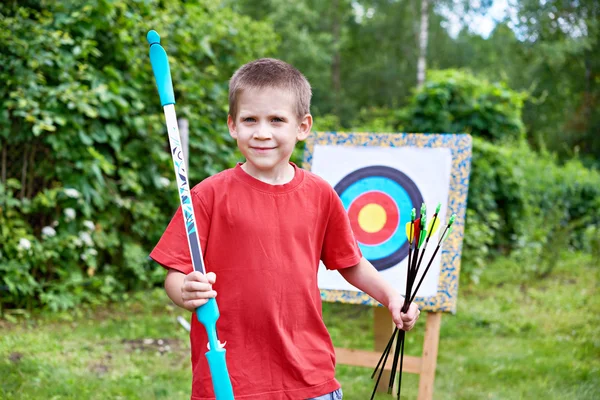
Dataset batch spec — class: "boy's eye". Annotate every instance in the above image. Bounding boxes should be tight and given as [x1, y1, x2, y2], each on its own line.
[271, 117, 284, 123]
[242, 117, 256, 123]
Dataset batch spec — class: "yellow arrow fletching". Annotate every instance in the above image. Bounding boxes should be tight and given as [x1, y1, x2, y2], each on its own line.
[406, 221, 415, 242]
[427, 216, 441, 236]
[405, 218, 421, 243]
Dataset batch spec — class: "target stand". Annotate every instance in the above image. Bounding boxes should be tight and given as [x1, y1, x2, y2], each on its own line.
[303, 132, 472, 400]
[335, 308, 442, 400]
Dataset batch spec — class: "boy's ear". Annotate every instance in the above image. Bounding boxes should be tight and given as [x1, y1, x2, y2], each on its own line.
[296, 113, 313, 141]
[227, 115, 238, 139]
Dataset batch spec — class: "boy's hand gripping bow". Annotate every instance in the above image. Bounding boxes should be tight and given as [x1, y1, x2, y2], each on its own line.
[146, 30, 234, 400]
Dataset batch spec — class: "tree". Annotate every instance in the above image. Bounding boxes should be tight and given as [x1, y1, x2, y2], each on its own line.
[509, 0, 600, 165]
[0, 0, 277, 310]
[417, 0, 430, 86]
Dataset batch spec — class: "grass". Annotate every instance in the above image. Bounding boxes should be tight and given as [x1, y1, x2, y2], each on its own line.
[1, 252, 599, 399]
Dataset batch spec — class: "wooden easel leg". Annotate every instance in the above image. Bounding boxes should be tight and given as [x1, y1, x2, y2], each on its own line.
[374, 306, 396, 393]
[417, 312, 442, 400]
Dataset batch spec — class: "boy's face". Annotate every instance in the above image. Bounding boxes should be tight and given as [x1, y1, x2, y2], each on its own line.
[227, 87, 312, 178]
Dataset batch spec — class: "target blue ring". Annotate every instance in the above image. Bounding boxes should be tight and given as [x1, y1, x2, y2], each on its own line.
[335, 165, 424, 271]
[340, 177, 413, 260]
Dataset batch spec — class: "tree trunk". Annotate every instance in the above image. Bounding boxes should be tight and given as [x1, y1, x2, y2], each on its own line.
[581, 53, 591, 153]
[20, 144, 29, 200]
[27, 142, 37, 198]
[1, 141, 6, 184]
[331, 0, 342, 113]
[416, 0, 429, 87]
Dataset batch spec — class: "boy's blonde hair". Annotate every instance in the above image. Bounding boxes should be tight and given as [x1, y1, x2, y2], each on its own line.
[228, 58, 312, 120]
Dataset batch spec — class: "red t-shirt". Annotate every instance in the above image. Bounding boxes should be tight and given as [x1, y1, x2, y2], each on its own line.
[150, 162, 362, 400]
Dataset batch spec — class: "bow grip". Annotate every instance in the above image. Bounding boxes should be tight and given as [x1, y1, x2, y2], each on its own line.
[196, 298, 234, 399]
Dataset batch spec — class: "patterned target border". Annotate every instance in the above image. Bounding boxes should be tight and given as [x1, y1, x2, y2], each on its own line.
[303, 132, 473, 313]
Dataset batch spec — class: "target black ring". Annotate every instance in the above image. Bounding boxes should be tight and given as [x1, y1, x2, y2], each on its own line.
[334, 165, 424, 271]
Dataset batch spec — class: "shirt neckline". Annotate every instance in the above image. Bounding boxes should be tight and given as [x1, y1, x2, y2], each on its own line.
[233, 162, 305, 193]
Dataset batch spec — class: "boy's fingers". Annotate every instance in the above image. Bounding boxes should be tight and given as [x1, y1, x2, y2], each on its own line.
[401, 306, 420, 322]
[391, 309, 403, 329]
[182, 290, 217, 300]
[402, 311, 421, 325]
[185, 289, 218, 309]
[185, 298, 210, 309]
[401, 313, 414, 322]
[183, 281, 213, 292]
[402, 322, 415, 331]
[186, 271, 208, 283]
[186, 272, 216, 285]
[206, 272, 216, 284]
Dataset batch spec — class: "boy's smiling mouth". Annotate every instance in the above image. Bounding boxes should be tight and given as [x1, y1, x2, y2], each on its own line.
[251, 146, 276, 152]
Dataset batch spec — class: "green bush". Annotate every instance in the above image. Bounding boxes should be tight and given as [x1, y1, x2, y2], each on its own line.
[464, 138, 600, 281]
[0, 0, 277, 311]
[400, 69, 528, 142]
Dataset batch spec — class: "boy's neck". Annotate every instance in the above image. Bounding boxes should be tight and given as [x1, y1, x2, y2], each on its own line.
[241, 162, 295, 185]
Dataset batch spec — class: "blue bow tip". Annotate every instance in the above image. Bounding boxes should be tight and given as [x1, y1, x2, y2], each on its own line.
[147, 30, 160, 45]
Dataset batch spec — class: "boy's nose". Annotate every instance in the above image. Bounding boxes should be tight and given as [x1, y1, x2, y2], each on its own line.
[254, 124, 272, 139]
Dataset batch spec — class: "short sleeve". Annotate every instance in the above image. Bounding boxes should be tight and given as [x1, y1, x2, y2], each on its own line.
[149, 192, 210, 274]
[320, 187, 362, 270]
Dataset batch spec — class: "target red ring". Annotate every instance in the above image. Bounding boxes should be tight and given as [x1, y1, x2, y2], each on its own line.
[348, 191, 399, 245]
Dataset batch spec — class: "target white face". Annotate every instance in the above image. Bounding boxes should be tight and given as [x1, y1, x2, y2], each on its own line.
[312, 144, 452, 298]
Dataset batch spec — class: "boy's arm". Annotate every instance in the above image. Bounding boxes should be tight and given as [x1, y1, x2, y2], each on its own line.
[338, 257, 420, 330]
[338, 257, 401, 309]
[164, 269, 187, 309]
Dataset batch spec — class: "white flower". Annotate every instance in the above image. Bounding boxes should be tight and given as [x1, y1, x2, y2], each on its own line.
[18, 238, 32, 250]
[88, 248, 98, 256]
[73, 238, 83, 247]
[83, 220, 95, 231]
[79, 231, 93, 246]
[64, 188, 80, 198]
[64, 208, 76, 221]
[41, 226, 57, 237]
[52, 220, 59, 227]
[158, 177, 170, 188]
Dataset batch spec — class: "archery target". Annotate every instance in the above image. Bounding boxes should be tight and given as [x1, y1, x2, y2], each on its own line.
[334, 166, 423, 271]
[311, 143, 453, 299]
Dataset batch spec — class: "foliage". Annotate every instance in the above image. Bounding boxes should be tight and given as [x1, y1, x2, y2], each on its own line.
[0, 0, 276, 310]
[227, 0, 346, 116]
[509, 0, 600, 166]
[399, 69, 528, 142]
[337, 69, 528, 142]
[582, 225, 600, 265]
[231, 0, 600, 164]
[464, 138, 600, 281]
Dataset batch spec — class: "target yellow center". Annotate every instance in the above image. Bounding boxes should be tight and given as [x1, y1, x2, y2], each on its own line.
[358, 203, 387, 233]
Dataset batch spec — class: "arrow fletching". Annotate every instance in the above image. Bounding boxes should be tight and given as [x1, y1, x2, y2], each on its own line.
[427, 216, 441, 236]
[406, 218, 421, 243]
[405, 218, 420, 243]
[442, 226, 453, 242]
[449, 213, 456, 226]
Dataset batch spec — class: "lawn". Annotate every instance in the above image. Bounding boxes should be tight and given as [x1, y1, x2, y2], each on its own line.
[1, 252, 598, 399]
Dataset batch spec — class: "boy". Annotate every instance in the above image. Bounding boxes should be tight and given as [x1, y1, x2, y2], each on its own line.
[150, 58, 420, 400]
